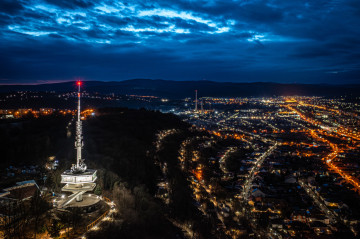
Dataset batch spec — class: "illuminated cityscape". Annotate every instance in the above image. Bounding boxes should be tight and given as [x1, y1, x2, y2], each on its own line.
[2, 86, 360, 237]
[174, 96, 360, 237]
[1, 0, 359, 238]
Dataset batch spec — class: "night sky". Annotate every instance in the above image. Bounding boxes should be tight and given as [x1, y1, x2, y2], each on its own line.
[0, 0, 359, 84]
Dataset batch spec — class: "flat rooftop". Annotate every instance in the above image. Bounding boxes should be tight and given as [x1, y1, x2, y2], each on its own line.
[56, 193, 101, 208]
[62, 183, 96, 191]
[61, 169, 97, 176]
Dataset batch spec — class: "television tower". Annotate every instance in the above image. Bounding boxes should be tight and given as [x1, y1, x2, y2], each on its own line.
[73, 81, 86, 172]
[60, 81, 97, 206]
[195, 90, 198, 112]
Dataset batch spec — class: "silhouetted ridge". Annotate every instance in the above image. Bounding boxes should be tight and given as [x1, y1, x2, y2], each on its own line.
[1, 79, 359, 98]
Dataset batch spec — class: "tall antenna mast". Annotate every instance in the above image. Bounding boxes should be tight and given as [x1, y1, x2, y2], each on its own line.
[74, 81, 86, 172]
[200, 99, 204, 113]
[195, 90, 198, 112]
[61, 80, 96, 206]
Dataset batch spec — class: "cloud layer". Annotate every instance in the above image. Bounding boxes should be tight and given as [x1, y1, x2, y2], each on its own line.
[0, 0, 359, 84]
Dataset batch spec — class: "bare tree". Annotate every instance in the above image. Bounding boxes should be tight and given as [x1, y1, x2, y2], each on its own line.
[30, 190, 50, 239]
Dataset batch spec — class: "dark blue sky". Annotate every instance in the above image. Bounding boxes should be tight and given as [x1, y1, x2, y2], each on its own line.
[0, 0, 359, 84]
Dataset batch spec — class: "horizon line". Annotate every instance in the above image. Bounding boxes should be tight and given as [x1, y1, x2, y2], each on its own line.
[1, 79, 360, 86]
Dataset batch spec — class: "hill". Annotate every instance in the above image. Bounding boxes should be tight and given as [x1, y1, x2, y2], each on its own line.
[1, 79, 360, 98]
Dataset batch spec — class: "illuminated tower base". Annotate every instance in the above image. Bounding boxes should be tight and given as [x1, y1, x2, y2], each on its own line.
[61, 169, 97, 205]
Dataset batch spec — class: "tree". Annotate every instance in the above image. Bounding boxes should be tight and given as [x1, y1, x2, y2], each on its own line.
[45, 172, 55, 191]
[225, 154, 241, 172]
[1, 199, 30, 239]
[69, 207, 82, 233]
[94, 184, 102, 195]
[30, 190, 50, 239]
[47, 219, 62, 238]
[1, 200, 18, 238]
[58, 211, 71, 237]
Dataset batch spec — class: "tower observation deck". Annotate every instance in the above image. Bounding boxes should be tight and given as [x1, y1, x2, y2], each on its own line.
[60, 81, 97, 207]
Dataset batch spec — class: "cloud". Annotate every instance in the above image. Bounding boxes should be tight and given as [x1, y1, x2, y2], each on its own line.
[0, 0, 359, 84]
[0, 0, 24, 14]
[43, 0, 94, 9]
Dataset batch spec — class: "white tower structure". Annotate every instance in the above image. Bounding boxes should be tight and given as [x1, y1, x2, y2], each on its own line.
[60, 82, 97, 207]
[195, 90, 198, 112]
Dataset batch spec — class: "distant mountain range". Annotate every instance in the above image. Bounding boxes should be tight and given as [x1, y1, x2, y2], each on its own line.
[1, 79, 359, 98]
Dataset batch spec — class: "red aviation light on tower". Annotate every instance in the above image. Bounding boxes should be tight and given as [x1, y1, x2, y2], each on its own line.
[77, 81, 82, 97]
